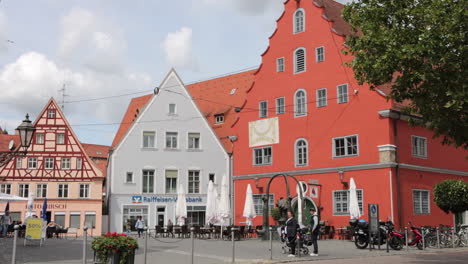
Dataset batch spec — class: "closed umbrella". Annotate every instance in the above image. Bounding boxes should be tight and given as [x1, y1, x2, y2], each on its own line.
[242, 184, 256, 227]
[0, 193, 28, 201]
[205, 180, 218, 225]
[296, 184, 304, 227]
[175, 184, 187, 226]
[25, 193, 35, 219]
[349, 178, 362, 219]
[218, 174, 230, 226]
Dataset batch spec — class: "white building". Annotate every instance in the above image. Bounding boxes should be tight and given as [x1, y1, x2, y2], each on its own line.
[107, 70, 230, 232]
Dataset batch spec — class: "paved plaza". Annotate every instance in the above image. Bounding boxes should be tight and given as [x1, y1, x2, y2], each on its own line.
[1, 235, 468, 264]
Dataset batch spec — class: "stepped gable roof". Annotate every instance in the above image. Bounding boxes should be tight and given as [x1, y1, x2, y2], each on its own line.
[111, 70, 256, 152]
[313, 0, 352, 36]
[111, 94, 153, 147]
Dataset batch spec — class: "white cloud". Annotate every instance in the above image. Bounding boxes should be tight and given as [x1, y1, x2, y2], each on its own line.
[162, 27, 198, 70]
[0, 52, 153, 132]
[58, 8, 127, 74]
[199, 0, 282, 16]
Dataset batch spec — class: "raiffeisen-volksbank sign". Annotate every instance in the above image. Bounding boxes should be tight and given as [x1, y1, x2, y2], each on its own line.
[132, 196, 203, 204]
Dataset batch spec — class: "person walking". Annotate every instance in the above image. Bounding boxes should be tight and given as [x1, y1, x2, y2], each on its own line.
[285, 210, 299, 257]
[309, 207, 320, 256]
[0, 210, 12, 238]
[135, 216, 145, 238]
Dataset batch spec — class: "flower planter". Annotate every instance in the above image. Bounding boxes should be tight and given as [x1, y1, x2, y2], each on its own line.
[95, 249, 135, 264]
[92, 232, 138, 264]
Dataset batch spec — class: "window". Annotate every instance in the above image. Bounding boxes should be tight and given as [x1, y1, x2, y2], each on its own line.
[76, 158, 82, 170]
[276, 97, 285, 114]
[333, 190, 363, 215]
[188, 133, 200, 149]
[16, 158, 22, 169]
[295, 139, 308, 166]
[165, 132, 178, 149]
[316, 46, 325, 62]
[142, 131, 155, 148]
[412, 136, 427, 158]
[413, 190, 430, 215]
[0, 184, 11, 194]
[294, 48, 306, 73]
[187, 206, 206, 226]
[44, 158, 54, 170]
[169, 103, 176, 115]
[209, 173, 215, 183]
[28, 158, 37, 169]
[259, 101, 268, 118]
[85, 212, 96, 228]
[36, 184, 47, 198]
[126, 172, 134, 183]
[165, 170, 177, 194]
[337, 84, 349, 104]
[142, 170, 154, 193]
[48, 110, 56, 118]
[230, 88, 237, 95]
[316, 88, 327, 108]
[123, 206, 148, 232]
[54, 213, 65, 227]
[252, 194, 274, 215]
[61, 158, 71, 170]
[70, 213, 81, 228]
[36, 134, 44, 144]
[18, 184, 29, 198]
[294, 9, 305, 33]
[56, 133, 65, 144]
[253, 146, 272, 166]
[333, 135, 358, 157]
[58, 184, 69, 198]
[294, 90, 307, 117]
[79, 184, 90, 198]
[276, 57, 285, 72]
[215, 114, 224, 124]
[188, 170, 200, 194]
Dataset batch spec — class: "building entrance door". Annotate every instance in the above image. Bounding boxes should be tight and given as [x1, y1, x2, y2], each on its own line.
[292, 197, 317, 226]
[157, 207, 165, 227]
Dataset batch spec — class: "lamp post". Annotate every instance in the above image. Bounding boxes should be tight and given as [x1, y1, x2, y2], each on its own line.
[0, 114, 35, 167]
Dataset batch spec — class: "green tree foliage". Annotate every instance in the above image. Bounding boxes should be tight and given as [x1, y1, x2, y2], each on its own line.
[434, 180, 468, 214]
[343, 0, 468, 149]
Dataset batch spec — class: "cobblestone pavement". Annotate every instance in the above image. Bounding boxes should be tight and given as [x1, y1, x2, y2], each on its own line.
[2, 235, 468, 264]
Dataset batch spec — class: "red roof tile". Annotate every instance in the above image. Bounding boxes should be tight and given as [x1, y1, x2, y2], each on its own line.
[82, 143, 110, 159]
[111, 70, 256, 152]
[0, 134, 19, 152]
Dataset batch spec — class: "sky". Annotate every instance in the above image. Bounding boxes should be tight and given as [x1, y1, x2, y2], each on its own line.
[0, 0, 352, 146]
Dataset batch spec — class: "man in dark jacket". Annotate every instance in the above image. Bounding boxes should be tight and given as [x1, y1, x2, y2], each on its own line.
[309, 207, 320, 256]
[285, 210, 299, 257]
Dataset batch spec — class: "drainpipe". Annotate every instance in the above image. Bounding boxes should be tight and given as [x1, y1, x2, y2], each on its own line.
[393, 114, 402, 229]
[228, 135, 237, 225]
[107, 149, 113, 233]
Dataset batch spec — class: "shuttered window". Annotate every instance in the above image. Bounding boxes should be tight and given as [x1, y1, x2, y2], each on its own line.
[294, 48, 306, 73]
[413, 190, 430, 215]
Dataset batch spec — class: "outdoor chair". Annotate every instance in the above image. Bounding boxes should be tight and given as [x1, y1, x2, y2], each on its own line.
[181, 225, 189, 238]
[167, 225, 174, 238]
[192, 225, 201, 238]
[213, 226, 221, 239]
[174, 225, 182, 238]
[155, 225, 166, 238]
[66, 227, 78, 239]
[328, 226, 335, 239]
[239, 226, 246, 239]
[222, 226, 231, 240]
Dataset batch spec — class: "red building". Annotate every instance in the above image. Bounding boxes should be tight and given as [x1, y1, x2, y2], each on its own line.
[231, 0, 468, 230]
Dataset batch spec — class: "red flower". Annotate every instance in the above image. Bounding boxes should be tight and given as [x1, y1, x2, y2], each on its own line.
[114, 249, 119, 253]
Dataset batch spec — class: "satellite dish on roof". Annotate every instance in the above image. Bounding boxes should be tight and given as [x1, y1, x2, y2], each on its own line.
[9, 140, 15, 150]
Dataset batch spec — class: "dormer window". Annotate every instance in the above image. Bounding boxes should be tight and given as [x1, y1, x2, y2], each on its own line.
[230, 89, 237, 95]
[48, 110, 56, 118]
[215, 114, 224, 124]
[169, 103, 176, 115]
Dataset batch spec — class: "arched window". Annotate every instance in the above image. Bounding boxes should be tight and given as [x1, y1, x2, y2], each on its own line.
[294, 48, 306, 73]
[294, 9, 305, 33]
[295, 139, 308, 166]
[294, 89, 307, 117]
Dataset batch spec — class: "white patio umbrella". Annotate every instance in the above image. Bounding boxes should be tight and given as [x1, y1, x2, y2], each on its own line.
[218, 174, 230, 226]
[175, 184, 187, 226]
[349, 177, 362, 219]
[0, 193, 28, 201]
[205, 180, 218, 225]
[242, 184, 256, 227]
[24, 193, 35, 219]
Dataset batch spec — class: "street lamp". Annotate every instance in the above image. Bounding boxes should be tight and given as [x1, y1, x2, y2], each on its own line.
[0, 114, 36, 167]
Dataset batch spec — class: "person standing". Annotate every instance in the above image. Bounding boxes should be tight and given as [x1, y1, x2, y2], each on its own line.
[125, 219, 132, 235]
[285, 210, 299, 257]
[135, 216, 145, 238]
[309, 207, 320, 256]
[0, 210, 12, 237]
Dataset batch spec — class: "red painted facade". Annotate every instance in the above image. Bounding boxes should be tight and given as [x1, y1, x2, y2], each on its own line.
[231, 0, 468, 230]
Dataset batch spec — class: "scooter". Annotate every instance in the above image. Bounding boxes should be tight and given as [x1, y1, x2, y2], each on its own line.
[385, 221, 404, 250]
[392, 222, 424, 250]
[350, 219, 387, 249]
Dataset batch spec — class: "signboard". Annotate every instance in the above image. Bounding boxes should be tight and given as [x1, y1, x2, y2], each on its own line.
[310, 186, 318, 198]
[368, 204, 379, 235]
[25, 218, 44, 240]
[132, 196, 203, 203]
[248, 117, 279, 147]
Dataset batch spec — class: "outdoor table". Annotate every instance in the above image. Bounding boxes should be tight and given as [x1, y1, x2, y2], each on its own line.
[174, 226, 182, 238]
[337, 227, 346, 240]
[201, 227, 212, 239]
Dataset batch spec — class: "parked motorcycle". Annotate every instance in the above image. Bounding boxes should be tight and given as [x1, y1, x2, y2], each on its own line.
[349, 219, 387, 249]
[385, 220, 404, 250]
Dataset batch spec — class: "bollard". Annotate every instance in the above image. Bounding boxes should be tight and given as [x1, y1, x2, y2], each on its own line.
[231, 227, 238, 264]
[405, 227, 408, 251]
[83, 226, 88, 264]
[452, 227, 455, 248]
[269, 226, 273, 260]
[11, 225, 19, 264]
[436, 227, 440, 249]
[190, 227, 195, 264]
[144, 226, 148, 264]
[421, 227, 425, 250]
